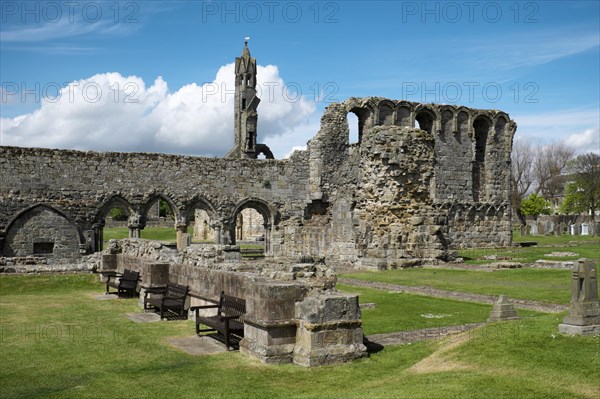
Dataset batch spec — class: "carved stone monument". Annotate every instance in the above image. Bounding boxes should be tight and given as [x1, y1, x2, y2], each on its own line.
[558, 259, 600, 336]
[488, 295, 519, 322]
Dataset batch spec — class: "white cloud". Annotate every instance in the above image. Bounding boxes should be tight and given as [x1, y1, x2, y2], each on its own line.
[564, 128, 600, 155]
[512, 107, 600, 154]
[466, 30, 599, 71]
[284, 145, 308, 159]
[0, 64, 318, 158]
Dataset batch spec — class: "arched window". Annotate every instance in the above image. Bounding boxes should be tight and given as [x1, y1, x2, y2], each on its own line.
[415, 110, 435, 134]
[347, 112, 360, 144]
[472, 116, 491, 202]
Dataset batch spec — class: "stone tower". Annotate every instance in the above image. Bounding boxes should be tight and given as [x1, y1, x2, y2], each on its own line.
[227, 40, 261, 159]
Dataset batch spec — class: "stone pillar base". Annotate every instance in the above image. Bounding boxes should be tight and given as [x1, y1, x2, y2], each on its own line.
[358, 258, 387, 270]
[558, 323, 600, 336]
[293, 320, 368, 367]
[240, 319, 297, 364]
[293, 293, 368, 367]
[138, 262, 170, 308]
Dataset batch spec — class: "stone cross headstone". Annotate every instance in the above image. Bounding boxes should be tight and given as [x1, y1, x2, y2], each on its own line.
[488, 295, 519, 322]
[558, 259, 600, 336]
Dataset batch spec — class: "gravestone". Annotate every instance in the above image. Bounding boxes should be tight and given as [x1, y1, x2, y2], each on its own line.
[558, 259, 600, 336]
[581, 223, 589, 236]
[537, 222, 545, 235]
[531, 223, 538, 235]
[545, 220, 553, 234]
[488, 295, 519, 322]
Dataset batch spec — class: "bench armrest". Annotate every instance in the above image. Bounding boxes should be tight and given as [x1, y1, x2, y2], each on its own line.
[220, 314, 243, 322]
[190, 304, 219, 311]
[98, 271, 121, 277]
[144, 286, 167, 294]
[162, 295, 185, 301]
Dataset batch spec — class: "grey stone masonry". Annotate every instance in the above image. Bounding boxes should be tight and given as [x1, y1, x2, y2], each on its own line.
[559, 259, 600, 336]
[1, 96, 516, 271]
[487, 295, 519, 322]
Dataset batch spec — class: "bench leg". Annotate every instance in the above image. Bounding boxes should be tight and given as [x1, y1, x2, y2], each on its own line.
[224, 323, 230, 351]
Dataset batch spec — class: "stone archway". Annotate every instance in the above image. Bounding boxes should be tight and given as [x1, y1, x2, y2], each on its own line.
[184, 197, 219, 245]
[4, 204, 81, 260]
[93, 195, 134, 252]
[138, 194, 179, 240]
[230, 198, 277, 256]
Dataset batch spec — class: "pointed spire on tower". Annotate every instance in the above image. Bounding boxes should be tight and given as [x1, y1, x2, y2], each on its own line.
[242, 36, 251, 61]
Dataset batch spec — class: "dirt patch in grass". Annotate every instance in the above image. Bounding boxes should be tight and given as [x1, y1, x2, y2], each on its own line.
[408, 332, 474, 374]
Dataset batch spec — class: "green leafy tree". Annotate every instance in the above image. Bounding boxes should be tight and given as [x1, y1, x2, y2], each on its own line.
[108, 207, 128, 221]
[520, 193, 551, 220]
[158, 199, 174, 220]
[559, 182, 585, 215]
[561, 153, 600, 221]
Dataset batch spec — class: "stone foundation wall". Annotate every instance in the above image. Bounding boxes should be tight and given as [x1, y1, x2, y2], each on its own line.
[101, 249, 366, 366]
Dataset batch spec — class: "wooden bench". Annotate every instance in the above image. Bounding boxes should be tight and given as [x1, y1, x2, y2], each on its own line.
[191, 291, 246, 350]
[101, 269, 139, 297]
[144, 283, 189, 320]
[519, 241, 538, 247]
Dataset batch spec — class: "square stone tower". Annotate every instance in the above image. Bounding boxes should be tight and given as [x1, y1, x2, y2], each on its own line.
[226, 40, 260, 159]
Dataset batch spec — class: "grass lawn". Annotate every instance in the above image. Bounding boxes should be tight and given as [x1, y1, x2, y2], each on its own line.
[512, 231, 600, 245]
[103, 227, 178, 243]
[1, 274, 598, 398]
[459, 232, 600, 264]
[103, 227, 215, 246]
[337, 284, 540, 335]
[339, 268, 581, 304]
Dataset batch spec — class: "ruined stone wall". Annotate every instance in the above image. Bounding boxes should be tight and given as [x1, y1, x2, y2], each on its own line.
[0, 146, 310, 260]
[300, 98, 516, 264]
[0, 97, 516, 270]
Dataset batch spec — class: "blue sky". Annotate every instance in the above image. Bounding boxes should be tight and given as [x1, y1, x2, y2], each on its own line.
[1, 1, 599, 157]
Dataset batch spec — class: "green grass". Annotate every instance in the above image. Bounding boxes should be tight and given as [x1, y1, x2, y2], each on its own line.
[1, 274, 598, 399]
[102, 227, 220, 245]
[102, 227, 130, 241]
[512, 230, 600, 245]
[458, 231, 600, 265]
[459, 244, 600, 265]
[340, 268, 583, 304]
[337, 284, 540, 335]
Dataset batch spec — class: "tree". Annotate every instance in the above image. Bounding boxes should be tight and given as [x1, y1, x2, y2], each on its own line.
[520, 193, 551, 220]
[533, 142, 574, 199]
[511, 140, 535, 225]
[108, 207, 128, 221]
[561, 152, 600, 221]
[158, 199, 174, 220]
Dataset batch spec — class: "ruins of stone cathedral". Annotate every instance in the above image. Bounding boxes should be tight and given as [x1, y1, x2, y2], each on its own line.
[0, 42, 518, 366]
[0, 43, 517, 271]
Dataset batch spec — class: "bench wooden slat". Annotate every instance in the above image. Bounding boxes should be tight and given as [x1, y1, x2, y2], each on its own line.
[191, 291, 246, 350]
[144, 283, 189, 320]
[104, 269, 139, 297]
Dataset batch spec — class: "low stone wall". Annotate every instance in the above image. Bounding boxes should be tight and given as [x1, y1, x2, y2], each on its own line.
[100, 245, 367, 367]
[0, 253, 100, 273]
